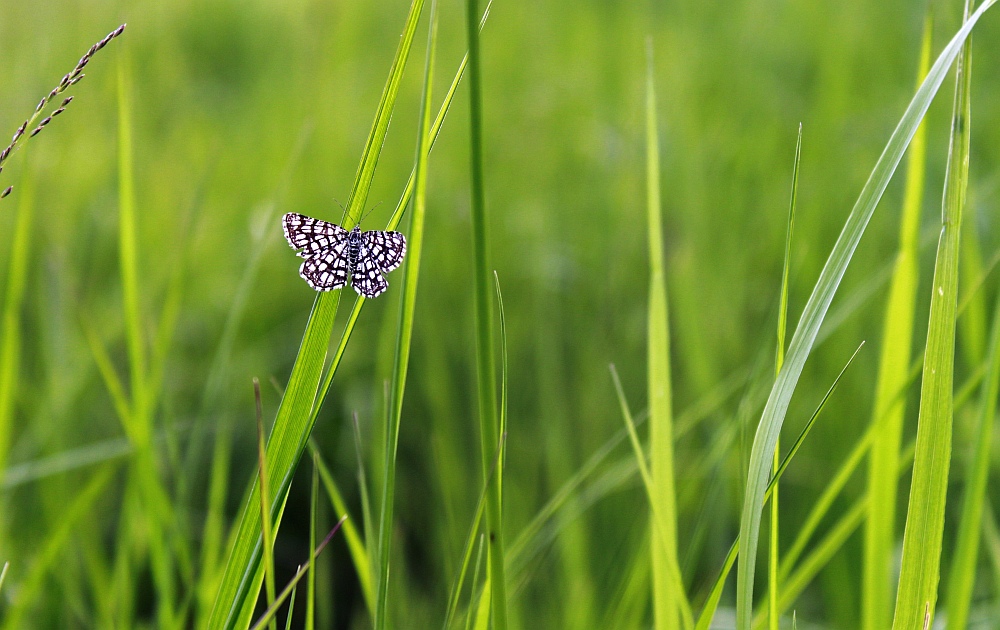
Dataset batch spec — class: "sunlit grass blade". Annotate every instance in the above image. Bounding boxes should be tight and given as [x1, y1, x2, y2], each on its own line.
[248, 518, 347, 630]
[862, 16, 932, 630]
[946, 270, 1000, 626]
[206, 1, 426, 626]
[735, 4, 995, 627]
[892, 3, 974, 627]
[0, 562, 8, 593]
[643, 39, 688, 630]
[466, 0, 506, 625]
[464, 535, 486, 630]
[0, 465, 116, 630]
[283, 586, 297, 630]
[769, 122, 801, 630]
[694, 343, 864, 630]
[374, 2, 438, 625]
[0, 165, 34, 477]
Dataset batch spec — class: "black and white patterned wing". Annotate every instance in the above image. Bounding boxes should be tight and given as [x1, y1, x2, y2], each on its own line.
[283, 212, 349, 258]
[299, 244, 350, 291]
[362, 230, 407, 273]
[351, 255, 389, 299]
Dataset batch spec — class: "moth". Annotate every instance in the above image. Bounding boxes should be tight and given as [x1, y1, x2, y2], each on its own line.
[282, 212, 406, 298]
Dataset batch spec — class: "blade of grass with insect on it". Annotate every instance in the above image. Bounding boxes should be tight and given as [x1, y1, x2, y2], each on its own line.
[374, 3, 438, 627]
[863, 16, 932, 630]
[892, 3, 974, 626]
[206, 2, 425, 627]
[644, 39, 689, 630]
[735, 5, 995, 627]
[308, 441, 373, 612]
[254, 379, 277, 630]
[313, 1, 494, 441]
[466, 0, 507, 626]
[249, 518, 347, 630]
[769, 122, 801, 630]
[694, 343, 865, 630]
[0, 465, 116, 630]
[0, 163, 34, 478]
[945, 268, 1000, 625]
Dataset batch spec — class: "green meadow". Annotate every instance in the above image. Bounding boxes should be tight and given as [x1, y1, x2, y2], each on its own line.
[1, 0, 1000, 628]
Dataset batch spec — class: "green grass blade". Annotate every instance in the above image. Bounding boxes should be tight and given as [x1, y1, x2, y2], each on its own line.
[769, 123, 801, 630]
[374, 2, 438, 626]
[944, 282, 1000, 628]
[891, 3, 974, 626]
[735, 5, 995, 627]
[206, 2, 425, 626]
[0, 164, 34, 476]
[466, 0, 507, 626]
[644, 39, 688, 630]
[862, 16, 932, 630]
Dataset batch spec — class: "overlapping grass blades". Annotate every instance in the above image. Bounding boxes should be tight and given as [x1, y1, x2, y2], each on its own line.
[206, 1, 426, 626]
[374, 0, 438, 626]
[643, 40, 688, 630]
[466, 0, 507, 626]
[891, 2, 975, 627]
[862, 16, 932, 630]
[734, 3, 996, 627]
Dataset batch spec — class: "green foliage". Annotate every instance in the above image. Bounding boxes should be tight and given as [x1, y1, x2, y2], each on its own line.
[2, 2, 1000, 629]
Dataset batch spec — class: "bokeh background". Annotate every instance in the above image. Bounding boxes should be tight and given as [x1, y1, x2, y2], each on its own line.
[1, 0, 1000, 627]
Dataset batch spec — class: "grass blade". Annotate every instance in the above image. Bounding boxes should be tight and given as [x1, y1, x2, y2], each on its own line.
[862, 16, 932, 630]
[374, 2, 438, 626]
[466, 0, 507, 626]
[644, 39, 689, 630]
[253, 380, 277, 630]
[769, 123, 802, 630]
[735, 4, 995, 626]
[891, 2, 974, 626]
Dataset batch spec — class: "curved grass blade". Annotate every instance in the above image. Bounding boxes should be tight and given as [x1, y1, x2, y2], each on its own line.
[735, 4, 996, 627]
[207, 1, 426, 627]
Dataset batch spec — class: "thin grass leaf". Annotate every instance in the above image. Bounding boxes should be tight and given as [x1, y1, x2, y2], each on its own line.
[735, 5, 996, 627]
[464, 535, 487, 630]
[466, 0, 507, 625]
[248, 518, 347, 630]
[373, 3, 438, 626]
[862, 16, 933, 630]
[945, 266, 1000, 627]
[206, 2, 426, 626]
[0, 562, 8, 594]
[283, 586, 297, 630]
[769, 123, 802, 630]
[892, 3, 975, 626]
[644, 39, 689, 630]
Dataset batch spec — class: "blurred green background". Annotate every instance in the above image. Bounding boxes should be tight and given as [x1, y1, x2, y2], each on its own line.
[1, 0, 999, 627]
